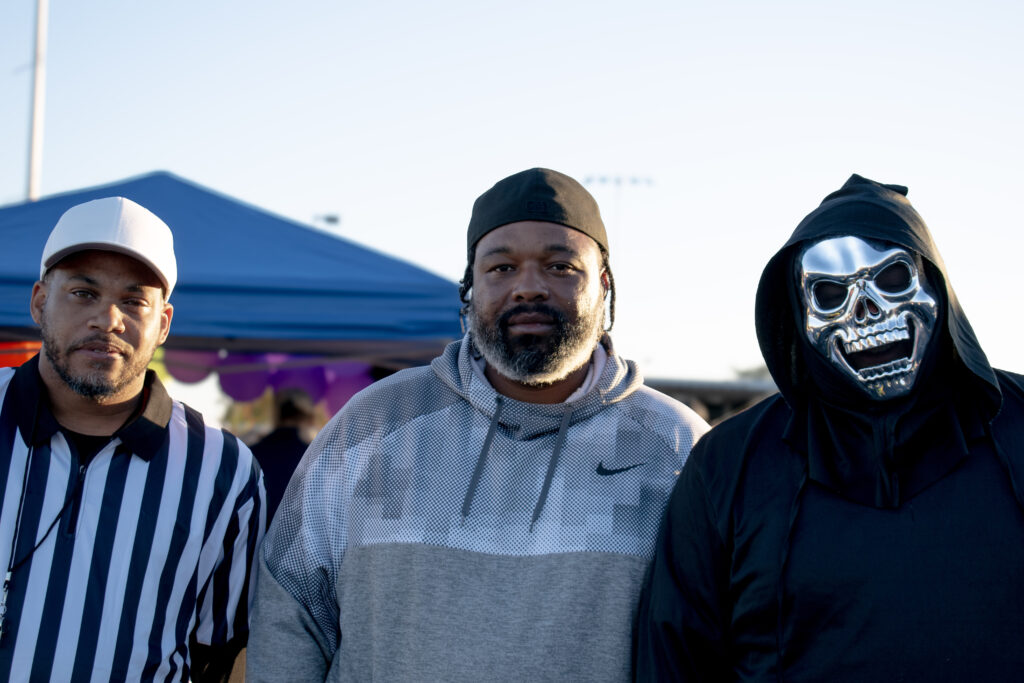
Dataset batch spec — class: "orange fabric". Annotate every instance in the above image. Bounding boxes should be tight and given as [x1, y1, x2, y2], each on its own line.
[0, 341, 41, 368]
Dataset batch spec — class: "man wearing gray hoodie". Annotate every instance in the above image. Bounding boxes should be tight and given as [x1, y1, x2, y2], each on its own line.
[248, 168, 708, 682]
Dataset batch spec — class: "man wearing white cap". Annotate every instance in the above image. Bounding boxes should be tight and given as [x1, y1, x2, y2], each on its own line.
[0, 197, 265, 682]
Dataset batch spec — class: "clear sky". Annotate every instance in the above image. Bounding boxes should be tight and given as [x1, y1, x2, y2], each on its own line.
[3, 0, 1023, 383]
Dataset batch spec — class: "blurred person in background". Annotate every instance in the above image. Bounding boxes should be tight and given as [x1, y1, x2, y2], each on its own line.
[250, 388, 318, 524]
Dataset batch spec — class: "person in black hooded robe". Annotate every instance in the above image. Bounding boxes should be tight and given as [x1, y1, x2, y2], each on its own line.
[635, 174, 1024, 681]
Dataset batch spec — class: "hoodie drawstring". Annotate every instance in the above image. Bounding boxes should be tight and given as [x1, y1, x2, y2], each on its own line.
[460, 397, 575, 533]
[529, 405, 574, 533]
[461, 396, 504, 525]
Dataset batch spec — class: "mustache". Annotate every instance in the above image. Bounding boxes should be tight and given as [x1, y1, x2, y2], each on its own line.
[497, 303, 568, 330]
[70, 334, 131, 355]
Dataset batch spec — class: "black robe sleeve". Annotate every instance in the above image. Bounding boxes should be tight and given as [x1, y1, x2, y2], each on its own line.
[635, 447, 731, 682]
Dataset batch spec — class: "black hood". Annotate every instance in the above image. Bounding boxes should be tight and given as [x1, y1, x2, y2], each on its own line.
[754, 174, 1002, 507]
[756, 173, 999, 413]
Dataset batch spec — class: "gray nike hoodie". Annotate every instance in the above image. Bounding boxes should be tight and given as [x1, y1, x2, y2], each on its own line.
[247, 334, 708, 682]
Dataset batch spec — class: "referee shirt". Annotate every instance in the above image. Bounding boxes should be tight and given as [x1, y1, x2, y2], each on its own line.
[0, 357, 265, 682]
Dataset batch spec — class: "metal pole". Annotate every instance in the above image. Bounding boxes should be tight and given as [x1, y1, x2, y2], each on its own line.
[26, 0, 49, 201]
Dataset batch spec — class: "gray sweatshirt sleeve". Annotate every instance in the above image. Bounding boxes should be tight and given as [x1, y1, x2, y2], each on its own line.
[247, 553, 334, 681]
[246, 417, 349, 681]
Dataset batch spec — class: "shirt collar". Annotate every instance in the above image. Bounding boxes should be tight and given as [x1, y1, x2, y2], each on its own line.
[12, 354, 173, 461]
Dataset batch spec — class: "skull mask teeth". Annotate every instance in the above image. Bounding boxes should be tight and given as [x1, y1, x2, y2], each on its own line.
[799, 236, 938, 400]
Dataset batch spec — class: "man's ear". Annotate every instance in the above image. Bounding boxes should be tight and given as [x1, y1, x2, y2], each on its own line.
[600, 270, 610, 294]
[157, 302, 174, 345]
[29, 280, 47, 325]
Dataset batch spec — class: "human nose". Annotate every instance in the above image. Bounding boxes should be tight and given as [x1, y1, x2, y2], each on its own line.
[89, 302, 126, 333]
[511, 266, 549, 302]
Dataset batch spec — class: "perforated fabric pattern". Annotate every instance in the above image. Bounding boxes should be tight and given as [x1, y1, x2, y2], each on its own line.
[261, 336, 709, 651]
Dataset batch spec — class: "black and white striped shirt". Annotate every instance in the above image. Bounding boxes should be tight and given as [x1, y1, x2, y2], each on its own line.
[0, 357, 265, 682]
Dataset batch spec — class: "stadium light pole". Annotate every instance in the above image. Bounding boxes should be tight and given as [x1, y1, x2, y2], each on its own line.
[26, 0, 49, 201]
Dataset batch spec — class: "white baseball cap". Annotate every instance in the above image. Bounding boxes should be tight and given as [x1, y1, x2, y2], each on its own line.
[40, 196, 178, 297]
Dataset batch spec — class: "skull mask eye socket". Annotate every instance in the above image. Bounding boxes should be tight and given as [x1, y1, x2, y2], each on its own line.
[812, 280, 849, 311]
[874, 261, 913, 294]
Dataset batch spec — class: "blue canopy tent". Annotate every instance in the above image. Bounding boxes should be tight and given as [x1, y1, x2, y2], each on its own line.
[0, 171, 462, 369]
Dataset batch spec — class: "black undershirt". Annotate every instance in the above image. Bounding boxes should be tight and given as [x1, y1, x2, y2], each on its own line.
[57, 388, 148, 466]
[61, 429, 113, 465]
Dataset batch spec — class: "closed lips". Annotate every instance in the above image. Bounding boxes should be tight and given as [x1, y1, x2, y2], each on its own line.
[76, 340, 127, 355]
[508, 313, 553, 325]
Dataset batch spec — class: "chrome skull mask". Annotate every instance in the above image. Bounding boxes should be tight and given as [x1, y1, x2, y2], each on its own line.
[798, 235, 938, 400]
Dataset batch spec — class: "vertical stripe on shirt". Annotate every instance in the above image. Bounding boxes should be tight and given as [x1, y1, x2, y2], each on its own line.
[235, 470, 264, 638]
[194, 426, 239, 647]
[126, 410, 199, 680]
[142, 404, 205, 683]
[210, 433, 241, 646]
[0, 380, 19, 539]
[0, 441, 53, 680]
[66, 448, 132, 681]
[108, 437, 169, 679]
[30, 437, 86, 682]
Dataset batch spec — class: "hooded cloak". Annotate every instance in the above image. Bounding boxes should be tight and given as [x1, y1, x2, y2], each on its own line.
[757, 174, 1001, 508]
[636, 175, 1024, 682]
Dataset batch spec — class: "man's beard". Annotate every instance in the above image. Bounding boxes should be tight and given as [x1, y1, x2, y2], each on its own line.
[40, 323, 149, 400]
[469, 299, 604, 387]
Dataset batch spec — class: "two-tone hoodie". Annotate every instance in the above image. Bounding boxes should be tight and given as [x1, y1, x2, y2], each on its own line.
[637, 175, 1024, 681]
[248, 334, 708, 682]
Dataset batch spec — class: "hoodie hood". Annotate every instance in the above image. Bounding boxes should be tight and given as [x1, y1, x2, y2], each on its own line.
[431, 332, 645, 529]
[755, 174, 1001, 507]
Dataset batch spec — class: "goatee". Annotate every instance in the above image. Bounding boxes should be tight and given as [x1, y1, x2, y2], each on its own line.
[40, 325, 141, 400]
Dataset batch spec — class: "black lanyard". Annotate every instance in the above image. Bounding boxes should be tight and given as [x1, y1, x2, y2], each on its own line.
[0, 400, 81, 643]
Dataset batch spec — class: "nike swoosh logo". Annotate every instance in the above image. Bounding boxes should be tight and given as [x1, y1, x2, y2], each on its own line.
[596, 461, 646, 476]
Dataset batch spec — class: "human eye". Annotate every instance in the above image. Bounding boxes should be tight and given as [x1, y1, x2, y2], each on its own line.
[121, 292, 155, 311]
[548, 262, 577, 274]
[70, 288, 96, 300]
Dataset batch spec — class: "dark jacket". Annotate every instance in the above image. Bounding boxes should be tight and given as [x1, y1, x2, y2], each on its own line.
[636, 175, 1024, 681]
[251, 426, 310, 523]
